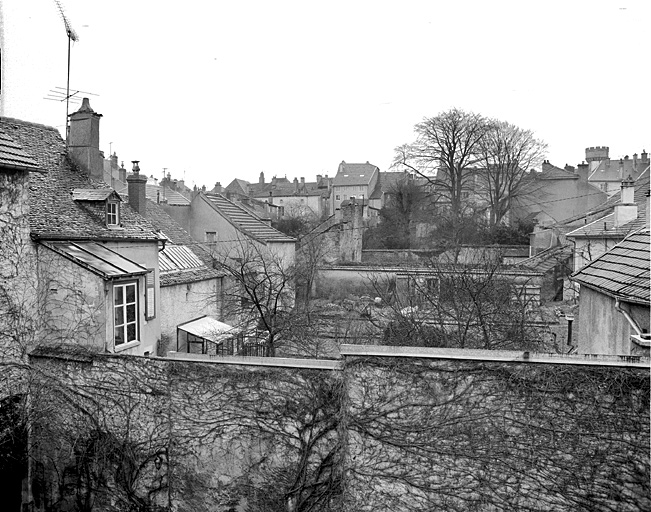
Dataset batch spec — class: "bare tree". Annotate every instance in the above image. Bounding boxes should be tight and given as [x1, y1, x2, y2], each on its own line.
[394, 108, 492, 242]
[213, 238, 298, 357]
[369, 254, 551, 351]
[478, 120, 547, 227]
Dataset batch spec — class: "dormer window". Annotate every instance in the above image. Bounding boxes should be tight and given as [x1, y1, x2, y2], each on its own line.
[106, 201, 120, 226]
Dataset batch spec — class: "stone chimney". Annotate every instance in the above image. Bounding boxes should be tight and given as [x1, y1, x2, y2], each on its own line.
[300, 177, 305, 187]
[541, 160, 553, 173]
[259, 171, 265, 185]
[576, 161, 589, 181]
[67, 98, 104, 181]
[293, 177, 299, 192]
[118, 161, 126, 183]
[127, 161, 147, 215]
[641, 149, 649, 163]
[614, 175, 637, 227]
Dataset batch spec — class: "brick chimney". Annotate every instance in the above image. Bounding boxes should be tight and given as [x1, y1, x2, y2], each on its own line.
[614, 175, 637, 227]
[127, 161, 147, 215]
[67, 98, 104, 181]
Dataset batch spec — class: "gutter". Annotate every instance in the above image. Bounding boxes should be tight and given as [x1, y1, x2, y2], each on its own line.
[614, 298, 651, 348]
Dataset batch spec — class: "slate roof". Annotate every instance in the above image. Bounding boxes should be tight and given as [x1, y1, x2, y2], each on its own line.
[333, 162, 379, 186]
[143, 199, 224, 286]
[0, 117, 160, 242]
[0, 131, 41, 172]
[203, 193, 295, 244]
[571, 229, 650, 305]
[589, 158, 648, 183]
[369, 171, 411, 200]
[114, 181, 191, 205]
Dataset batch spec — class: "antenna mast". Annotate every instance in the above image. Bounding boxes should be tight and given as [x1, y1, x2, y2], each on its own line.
[52, 0, 79, 143]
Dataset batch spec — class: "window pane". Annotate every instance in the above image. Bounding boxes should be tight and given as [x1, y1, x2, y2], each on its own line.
[126, 303, 136, 323]
[126, 284, 136, 303]
[115, 326, 124, 345]
[127, 323, 137, 342]
[114, 286, 123, 305]
[115, 307, 124, 326]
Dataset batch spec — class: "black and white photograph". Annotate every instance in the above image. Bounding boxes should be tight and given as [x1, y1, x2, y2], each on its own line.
[0, 1, 649, 510]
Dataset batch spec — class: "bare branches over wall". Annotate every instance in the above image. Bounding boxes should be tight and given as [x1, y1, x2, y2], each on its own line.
[345, 356, 650, 512]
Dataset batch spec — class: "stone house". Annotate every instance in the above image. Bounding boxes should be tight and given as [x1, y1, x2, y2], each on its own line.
[570, 228, 650, 356]
[225, 172, 332, 219]
[331, 161, 379, 217]
[1, 103, 164, 356]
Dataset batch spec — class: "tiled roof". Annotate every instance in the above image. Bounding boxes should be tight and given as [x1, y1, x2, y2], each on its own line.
[571, 229, 650, 305]
[1, 117, 160, 241]
[537, 163, 577, 180]
[333, 162, 379, 186]
[0, 130, 41, 171]
[142, 200, 224, 285]
[204, 193, 295, 244]
[72, 188, 118, 201]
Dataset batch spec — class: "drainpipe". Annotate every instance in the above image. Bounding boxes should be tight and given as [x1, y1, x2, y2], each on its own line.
[614, 298, 642, 335]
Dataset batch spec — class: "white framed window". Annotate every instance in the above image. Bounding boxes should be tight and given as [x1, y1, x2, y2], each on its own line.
[205, 231, 217, 244]
[114, 281, 138, 346]
[106, 202, 119, 226]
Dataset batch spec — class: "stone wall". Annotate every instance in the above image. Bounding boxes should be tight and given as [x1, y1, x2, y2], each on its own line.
[26, 347, 650, 512]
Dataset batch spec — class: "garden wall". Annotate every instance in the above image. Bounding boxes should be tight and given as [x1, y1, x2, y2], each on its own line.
[27, 346, 650, 511]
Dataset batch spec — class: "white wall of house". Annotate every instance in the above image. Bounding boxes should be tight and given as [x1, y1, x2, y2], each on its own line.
[159, 278, 223, 353]
[576, 286, 650, 355]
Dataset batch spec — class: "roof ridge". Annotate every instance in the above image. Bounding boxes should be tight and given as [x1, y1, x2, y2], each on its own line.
[0, 116, 60, 133]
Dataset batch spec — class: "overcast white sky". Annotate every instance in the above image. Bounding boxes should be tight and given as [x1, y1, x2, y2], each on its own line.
[1, 0, 649, 189]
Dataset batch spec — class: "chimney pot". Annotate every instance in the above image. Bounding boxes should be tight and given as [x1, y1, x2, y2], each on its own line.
[132, 160, 140, 174]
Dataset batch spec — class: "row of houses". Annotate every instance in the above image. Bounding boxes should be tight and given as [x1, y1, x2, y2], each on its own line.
[0, 99, 296, 360]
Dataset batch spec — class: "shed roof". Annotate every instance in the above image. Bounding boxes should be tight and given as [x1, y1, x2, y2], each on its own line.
[570, 229, 650, 305]
[177, 316, 236, 343]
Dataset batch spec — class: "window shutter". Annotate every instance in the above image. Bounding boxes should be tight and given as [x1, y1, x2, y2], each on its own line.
[145, 270, 155, 319]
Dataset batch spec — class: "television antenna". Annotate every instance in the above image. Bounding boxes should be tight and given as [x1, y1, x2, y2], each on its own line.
[52, 0, 79, 141]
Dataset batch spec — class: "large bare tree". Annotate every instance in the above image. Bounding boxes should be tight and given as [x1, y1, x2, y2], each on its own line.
[478, 120, 547, 227]
[394, 108, 492, 241]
